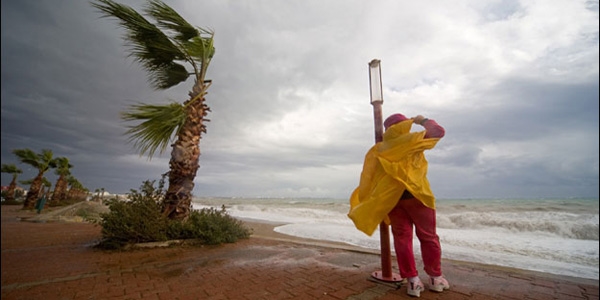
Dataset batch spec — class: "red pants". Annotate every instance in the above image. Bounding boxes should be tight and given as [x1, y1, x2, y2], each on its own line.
[388, 197, 442, 278]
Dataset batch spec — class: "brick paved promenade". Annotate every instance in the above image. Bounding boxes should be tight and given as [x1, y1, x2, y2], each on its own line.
[2, 205, 598, 299]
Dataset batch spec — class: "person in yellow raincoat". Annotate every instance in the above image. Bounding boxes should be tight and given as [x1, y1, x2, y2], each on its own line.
[348, 113, 449, 298]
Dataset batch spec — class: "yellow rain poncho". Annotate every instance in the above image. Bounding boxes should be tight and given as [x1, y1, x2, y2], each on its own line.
[348, 120, 441, 236]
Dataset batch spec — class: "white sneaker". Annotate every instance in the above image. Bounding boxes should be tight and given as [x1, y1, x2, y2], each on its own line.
[407, 278, 425, 297]
[429, 276, 450, 292]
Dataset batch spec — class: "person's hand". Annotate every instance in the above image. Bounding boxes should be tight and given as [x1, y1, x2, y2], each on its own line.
[412, 115, 426, 124]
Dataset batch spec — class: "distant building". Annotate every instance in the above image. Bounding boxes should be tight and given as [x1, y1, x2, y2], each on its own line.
[1, 185, 27, 197]
[1, 185, 26, 193]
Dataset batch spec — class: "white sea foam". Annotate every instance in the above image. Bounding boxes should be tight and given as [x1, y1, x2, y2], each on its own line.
[193, 197, 599, 280]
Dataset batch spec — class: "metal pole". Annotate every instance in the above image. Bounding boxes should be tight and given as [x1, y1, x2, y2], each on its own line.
[369, 59, 402, 283]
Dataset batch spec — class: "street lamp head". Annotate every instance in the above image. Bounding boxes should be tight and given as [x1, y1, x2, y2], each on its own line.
[369, 59, 383, 104]
[369, 59, 380, 68]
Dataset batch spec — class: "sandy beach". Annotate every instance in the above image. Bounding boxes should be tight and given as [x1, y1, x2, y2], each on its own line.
[1, 203, 598, 299]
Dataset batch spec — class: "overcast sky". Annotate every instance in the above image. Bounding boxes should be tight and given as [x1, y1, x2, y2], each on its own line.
[1, 0, 598, 199]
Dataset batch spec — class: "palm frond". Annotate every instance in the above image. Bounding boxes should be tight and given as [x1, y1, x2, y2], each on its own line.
[144, 0, 215, 85]
[121, 102, 186, 158]
[146, 0, 198, 42]
[41, 177, 52, 187]
[1, 164, 22, 174]
[39, 149, 54, 162]
[151, 62, 190, 89]
[12, 149, 41, 168]
[91, 0, 190, 89]
[19, 179, 34, 185]
[67, 175, 83, 189]
[185, 34, 215, 63]
[53, 157, 73, 176]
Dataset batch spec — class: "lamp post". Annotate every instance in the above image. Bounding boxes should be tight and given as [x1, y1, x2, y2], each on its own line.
[369, 59, 384, 142]
[368, 59, 402, 283]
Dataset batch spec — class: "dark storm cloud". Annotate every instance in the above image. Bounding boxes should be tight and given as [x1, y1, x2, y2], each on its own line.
[2, 0, 598, 199]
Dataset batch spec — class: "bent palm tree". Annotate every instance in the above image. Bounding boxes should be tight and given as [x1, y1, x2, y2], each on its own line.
[67, 175, 87, 201]
[1, 164, 23, 202]
[21, 177, 53, 210]
[92, 0, 215, 220]
[13, 149, 56, 209]
[50, 157, 72, 206]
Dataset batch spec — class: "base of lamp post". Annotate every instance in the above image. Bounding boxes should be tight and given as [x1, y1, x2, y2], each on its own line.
[371, 270, 403, 283]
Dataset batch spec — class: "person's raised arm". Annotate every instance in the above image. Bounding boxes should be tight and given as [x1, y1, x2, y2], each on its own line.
[412, 115, 445, 139]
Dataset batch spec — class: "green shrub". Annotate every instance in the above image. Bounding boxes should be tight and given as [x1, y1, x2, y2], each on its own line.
[167, 206, 251, 245]
[96, 177, 251, 250]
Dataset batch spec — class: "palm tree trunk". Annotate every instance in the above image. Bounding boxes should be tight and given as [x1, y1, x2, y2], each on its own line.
[162, 81, 208, 220]
[6, 177, 17, 202]
[69, 188, 85, 201]
[51, 175, 68, 206]
[23, 174, 43, 209]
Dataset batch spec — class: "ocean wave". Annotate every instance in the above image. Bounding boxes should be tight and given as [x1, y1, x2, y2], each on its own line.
[437, 212, 599, 240]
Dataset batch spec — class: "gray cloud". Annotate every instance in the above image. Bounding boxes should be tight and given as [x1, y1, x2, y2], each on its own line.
[2, 0, 598, 199]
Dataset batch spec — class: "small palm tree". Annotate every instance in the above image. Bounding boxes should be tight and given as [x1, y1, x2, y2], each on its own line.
[67, 175, 87, 201]
[12, 149, 56, 209]
[50, 157, 73, 206]
[1, 164, 23, 202]
[92, 0, 216, 220]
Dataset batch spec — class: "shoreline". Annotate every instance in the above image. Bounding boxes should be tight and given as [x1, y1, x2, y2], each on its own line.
[2, 204, 598, 299]
[195, 196, 600, 281]
[243, 218, 382, 255]
[7, 203, 599, 286]
[242, 218, 599, 286]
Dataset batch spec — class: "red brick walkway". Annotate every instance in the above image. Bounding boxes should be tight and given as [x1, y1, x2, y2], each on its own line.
[2, 205, 598, 299]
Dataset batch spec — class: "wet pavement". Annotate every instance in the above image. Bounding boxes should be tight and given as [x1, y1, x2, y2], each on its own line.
[2, 205, 598, 299]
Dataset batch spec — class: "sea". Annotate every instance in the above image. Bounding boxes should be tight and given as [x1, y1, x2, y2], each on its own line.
[192, 197, 599, 280]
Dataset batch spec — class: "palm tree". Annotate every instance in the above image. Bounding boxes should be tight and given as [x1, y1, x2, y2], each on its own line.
[50, 157, 72, 206]
[12, 149, 56, 209]
[1, 164, 23, 202]
[92, 0, 215, 220]
[93, 188, 100, 201]
[67, 175, 87, 201]
[19, 177, 52, 210]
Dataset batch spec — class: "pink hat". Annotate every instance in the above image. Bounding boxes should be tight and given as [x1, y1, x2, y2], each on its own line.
[384, 113, 408, 130]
